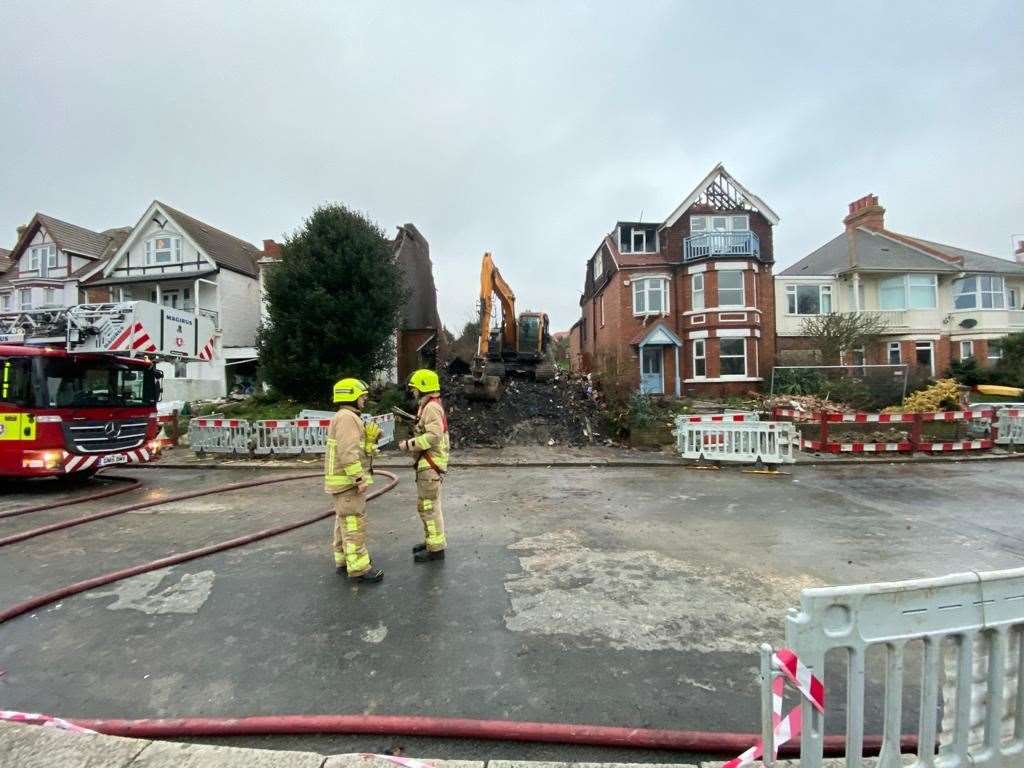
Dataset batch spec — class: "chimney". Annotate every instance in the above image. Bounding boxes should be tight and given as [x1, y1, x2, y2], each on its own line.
[1016, 240, 1024, 265]
[16, 224, 27, 243]
[843, 194, 886, 232]
[262, 239, 282, 258]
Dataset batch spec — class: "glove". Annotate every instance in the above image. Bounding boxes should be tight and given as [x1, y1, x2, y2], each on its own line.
[365, 422, 382, 443]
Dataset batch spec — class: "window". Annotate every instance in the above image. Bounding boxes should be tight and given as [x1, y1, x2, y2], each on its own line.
[851, 347, 866, 367]
[960, 340, 974, 359]
[1010, 287, 1020, 309]
[593, 254, 602, 280]
[690, 215, 748, 232]
[632, 277, 667, 315]
[47, 249, 59, 269]
[39, 357, 158, 408]
[988, 343, 1003, 360]
[915, 341, 934, 376]
[887, 341, 902, 365]
[28, 245, 54, 272]
[174, 361, 188, 378]
[879, 274, 937, 310]
[619, 225, 656, 254]
[0, 294, 10, 311]
[954, 275, 1005, 310]
[719, 338, 747, 377]
[0, 358, 32, 405]
[146, 235, 182, 265]
[692, 339, 706, 378]
[19, 288, 31, 310]
[692, 273, 704, 311]
[44, 288, 56, 305]
[786, 284, 832, 315]
[717, 270, 744, 307]
[600, 296, 605, 327]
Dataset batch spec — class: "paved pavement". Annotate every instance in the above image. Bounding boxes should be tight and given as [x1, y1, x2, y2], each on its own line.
[1, 458, 1021, 761]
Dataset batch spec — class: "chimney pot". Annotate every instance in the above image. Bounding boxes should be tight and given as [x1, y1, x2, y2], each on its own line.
[262, 239, 282, 257]
[1016, 240, 1024, 264]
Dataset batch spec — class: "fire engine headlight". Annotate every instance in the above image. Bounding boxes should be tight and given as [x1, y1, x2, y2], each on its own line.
[43, 451, 63, 469]
[148, 439, 163, 453]
[23, 450, 64, 470]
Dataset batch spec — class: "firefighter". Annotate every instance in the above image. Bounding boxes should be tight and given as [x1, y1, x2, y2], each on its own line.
[325, 377, 384, 583]
[397, 368, 449, 562]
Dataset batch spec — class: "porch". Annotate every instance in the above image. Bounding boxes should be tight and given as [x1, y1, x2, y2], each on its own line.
[633, 322, 682, 396]
[99, 275, 221, 330]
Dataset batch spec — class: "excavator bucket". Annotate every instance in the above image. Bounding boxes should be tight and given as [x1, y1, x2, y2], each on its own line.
[462, 373, 503, 401]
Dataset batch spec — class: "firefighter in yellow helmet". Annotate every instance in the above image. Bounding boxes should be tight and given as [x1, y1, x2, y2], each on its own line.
[397, 368, 449, 562]
[325, 377, 384, 583]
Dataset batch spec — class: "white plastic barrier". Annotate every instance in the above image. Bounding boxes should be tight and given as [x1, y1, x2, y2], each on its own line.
[994, 409, 1024, 446]
[675, 420, 794, 465]
[775, 567, 1024, 768]
[188, 418, 251, 454]
[193, 414, 396, 456]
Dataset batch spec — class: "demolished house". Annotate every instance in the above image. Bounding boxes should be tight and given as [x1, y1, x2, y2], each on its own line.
[391, 223, 447, 384]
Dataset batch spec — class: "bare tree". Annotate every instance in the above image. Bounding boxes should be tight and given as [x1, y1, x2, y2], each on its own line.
[799, 312, 890, 365]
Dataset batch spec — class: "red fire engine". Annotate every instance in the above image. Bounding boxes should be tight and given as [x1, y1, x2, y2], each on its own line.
[0, 302, 216, 480]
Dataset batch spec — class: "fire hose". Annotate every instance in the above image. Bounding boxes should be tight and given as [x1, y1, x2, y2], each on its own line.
[0, 472, 141, 520]
[0, 468, 919, 757]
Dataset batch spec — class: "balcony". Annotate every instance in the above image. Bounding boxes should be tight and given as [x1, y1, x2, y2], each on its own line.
[850, 309, 909, 329]
[684, 230, 761, 261]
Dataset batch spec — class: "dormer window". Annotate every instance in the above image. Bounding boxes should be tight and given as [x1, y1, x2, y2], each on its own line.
[593, 253, 603, 280]
[146, 235, 182, 266]
[28, 245, 55, 272]
[619, 224, 657, 254]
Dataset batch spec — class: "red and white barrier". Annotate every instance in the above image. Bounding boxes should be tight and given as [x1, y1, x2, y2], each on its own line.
[824, 412, 915, 423]
[919, 439, 993, 452]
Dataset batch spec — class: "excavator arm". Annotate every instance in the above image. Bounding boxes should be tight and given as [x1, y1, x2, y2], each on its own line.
[476, 252, 517, 357]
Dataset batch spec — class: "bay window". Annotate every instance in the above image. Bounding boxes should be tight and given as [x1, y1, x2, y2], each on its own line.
[692, 273, 704, 311]
[0, 293, 10, 311]
[632, 277, 668, 315]
[717, 270, 744, 307]
[719, 338, 747, 377]
[19, 288, 32, 310]
[879, 274, 937, 310]
[786, 284, 832, 315]
[988, 343, 1003, 360]
[953, 275, 1005, 310]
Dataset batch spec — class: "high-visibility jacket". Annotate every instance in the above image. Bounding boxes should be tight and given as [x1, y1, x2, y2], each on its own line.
[324, 407, 374, 494]
[411, 396, 450, 475]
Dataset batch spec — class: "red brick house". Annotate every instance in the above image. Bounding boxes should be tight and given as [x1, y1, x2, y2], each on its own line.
[573, 164, 778, 397]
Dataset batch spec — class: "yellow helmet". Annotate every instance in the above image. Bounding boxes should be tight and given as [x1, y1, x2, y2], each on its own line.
[333, 377, 369, 404]
[407, 368, 440, 394]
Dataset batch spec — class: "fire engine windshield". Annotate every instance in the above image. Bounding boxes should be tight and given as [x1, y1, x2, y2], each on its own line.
[1, 358, 33, 406]
[36, 358, 158, 409]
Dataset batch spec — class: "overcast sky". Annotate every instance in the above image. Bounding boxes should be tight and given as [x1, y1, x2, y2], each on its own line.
[2, 2, 1022, 331]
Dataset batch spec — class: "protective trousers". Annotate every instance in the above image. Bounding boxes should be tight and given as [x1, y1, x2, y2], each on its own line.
[416, 471, 446, 552]
[332, 489, 371, 577]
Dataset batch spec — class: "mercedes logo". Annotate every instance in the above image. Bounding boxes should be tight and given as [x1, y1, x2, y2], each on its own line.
[103, 422, 119, 438]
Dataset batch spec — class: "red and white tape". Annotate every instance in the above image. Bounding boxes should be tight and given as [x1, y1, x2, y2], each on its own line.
[0, 710, 95, 734]
[723, 648, 825, 768]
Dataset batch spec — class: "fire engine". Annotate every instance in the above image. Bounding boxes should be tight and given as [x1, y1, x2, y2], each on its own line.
[0, 302, 217, 480]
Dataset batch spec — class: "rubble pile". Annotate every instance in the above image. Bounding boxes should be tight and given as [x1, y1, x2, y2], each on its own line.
[835, 428, 910, 443]
[758, 394, 850, 419]
[442, 372, 608, 448]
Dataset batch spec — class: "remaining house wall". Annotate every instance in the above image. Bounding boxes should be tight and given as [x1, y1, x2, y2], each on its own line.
[111, 214, 216, 275]
[159, 377, 224, 402]
[568, 323, 582, 372]
[218, 268, 260, 348]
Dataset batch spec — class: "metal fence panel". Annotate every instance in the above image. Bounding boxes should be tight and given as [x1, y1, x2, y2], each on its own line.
[778, 567, 1024, 768]
[188, 419, 251, 454]
[674, 420, 795, 465]
[995, 410, 1024, 446]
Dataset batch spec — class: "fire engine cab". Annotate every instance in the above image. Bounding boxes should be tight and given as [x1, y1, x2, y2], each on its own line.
[0, 302, 216, 480]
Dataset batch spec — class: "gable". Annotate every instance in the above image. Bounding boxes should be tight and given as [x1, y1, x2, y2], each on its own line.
[102, 202, 218, 278]
[662, 163, 780, 228]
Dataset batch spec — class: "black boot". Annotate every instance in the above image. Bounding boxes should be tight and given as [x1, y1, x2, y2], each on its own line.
[351, 567, 384, 583]
[411, 542, 427, 554]
[335, 564, 347, 575]
[414, 548, 445, 563]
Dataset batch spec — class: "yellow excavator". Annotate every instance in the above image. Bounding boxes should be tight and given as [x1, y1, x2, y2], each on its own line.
[463, 252, 555, 401]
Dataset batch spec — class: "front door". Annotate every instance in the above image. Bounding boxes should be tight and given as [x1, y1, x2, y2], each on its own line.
[640, 347, 663, 394]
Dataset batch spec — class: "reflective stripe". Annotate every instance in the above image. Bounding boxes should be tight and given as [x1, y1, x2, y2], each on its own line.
[345, 515, 360, 532]
[344, 461, 364, 477]
[334, 552, 346, 565]
[420, 499, 433, 511]
[417, 455, 449, 472]
[425, 520, 446, 548]
[413, 433, 432, 450]
[346, 553, 371, 572]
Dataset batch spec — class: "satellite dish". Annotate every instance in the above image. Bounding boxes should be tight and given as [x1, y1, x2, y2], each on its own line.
[959, 318, 978, 329]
